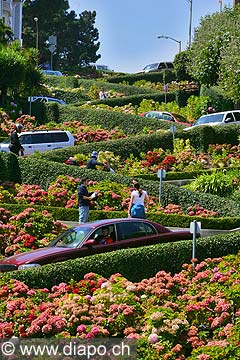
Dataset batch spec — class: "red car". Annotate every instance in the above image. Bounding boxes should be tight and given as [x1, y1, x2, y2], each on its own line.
[139, 111, 191, 126]
[0, 218, 195, 272]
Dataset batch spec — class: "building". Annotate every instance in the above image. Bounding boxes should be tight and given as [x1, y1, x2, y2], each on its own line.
[0, 0, 23, 42]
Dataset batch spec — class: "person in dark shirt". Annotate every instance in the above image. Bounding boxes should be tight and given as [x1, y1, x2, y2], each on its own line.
[86, 151, 105, 170]
[78, 177, 98, 223]
[9, 123, 24, 156]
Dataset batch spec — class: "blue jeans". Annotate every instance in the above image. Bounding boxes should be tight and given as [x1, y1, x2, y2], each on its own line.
[79, 206, 90, 223]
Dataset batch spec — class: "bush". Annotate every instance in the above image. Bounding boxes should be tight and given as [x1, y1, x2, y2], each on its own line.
[32, 132, 175, 163]
[0, 152, 21, 183]
[106, 70, 176, 85]
[1, 232, 240, 288]
[1, 204, 239, 229]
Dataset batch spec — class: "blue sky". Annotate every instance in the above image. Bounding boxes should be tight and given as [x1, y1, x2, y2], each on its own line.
[68, 0, 232, 73]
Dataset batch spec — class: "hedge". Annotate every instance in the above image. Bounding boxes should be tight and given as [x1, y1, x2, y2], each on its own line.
[1, 203, 239, 230]
[1, 232, 240, 288]
[35, 132, 174, 163]
[14, 157, 240, 217]
[106, 70, 176, 85]
[0, 152, 21, 183]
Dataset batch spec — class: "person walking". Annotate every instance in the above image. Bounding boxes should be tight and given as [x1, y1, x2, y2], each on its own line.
[99, 87, 107, 100]
[86, 151, 106, 170]
[128, 182, 149, 219]
[9, 123, 24, 156]
[78, 177, 98, 223]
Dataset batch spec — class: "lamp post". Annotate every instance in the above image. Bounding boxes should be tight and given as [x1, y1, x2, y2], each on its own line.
[185, 0, 193, 47]
[157, 35, 182, 53]
[33, 17, 39, 50]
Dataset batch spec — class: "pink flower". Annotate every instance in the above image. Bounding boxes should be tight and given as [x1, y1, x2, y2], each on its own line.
[148, 333, 159, 344]
[77, 324, 87, 333]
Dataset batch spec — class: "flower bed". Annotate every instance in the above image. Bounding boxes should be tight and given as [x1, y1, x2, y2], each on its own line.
[0, 253, 239, 359]
[0, 176, 218, 215]
[0, 207, 66, 257]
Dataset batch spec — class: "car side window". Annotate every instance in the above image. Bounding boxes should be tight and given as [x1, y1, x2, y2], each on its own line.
[162, 113, 174, 121]
[91, 225, 116, 244]
[51, 132, 69, 142]
[19, 134, 32, 144]
[224, 113, 234, 123]
[31, 133, 52, 144]
[158, 62, 166, 70]
[117, 222, 146, 241]
[233, 112, 240, 122]
[142, 223, 157, 236]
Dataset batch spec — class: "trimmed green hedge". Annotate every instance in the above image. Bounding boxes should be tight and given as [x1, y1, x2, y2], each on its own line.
[1, 232, 239, 288]
[57, 107, 185, 132]
[106, 70, 176, 85]
[1, 203, 239, 230]
[0, 152, 21, 183]
[35, 132, 174, 163]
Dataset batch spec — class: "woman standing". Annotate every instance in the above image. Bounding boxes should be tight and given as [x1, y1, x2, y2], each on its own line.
[128, 182, 149, 219]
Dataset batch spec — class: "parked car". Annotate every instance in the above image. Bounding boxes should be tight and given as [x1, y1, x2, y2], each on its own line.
[137, 62, 174, 73]
[0, 130, 75, 155]
[41, 70, 63, 76]
[0, 218, 196, 272]
[139, 111, 190, 126]
[184, 110, 240, 130]
[31, 96, 66, 105]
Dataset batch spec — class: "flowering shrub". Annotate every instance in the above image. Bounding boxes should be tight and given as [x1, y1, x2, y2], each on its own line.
[0, 253, 239, 359]
[0, 207, 66, 257]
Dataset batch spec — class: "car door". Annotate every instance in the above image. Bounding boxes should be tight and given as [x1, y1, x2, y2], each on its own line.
[30, 133, 53, 153]
[116, 221, 161, 249]
[87, 225, 119, 254]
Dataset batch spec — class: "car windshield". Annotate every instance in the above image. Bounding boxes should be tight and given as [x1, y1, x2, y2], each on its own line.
[49, 227, 91, 248]
[194, 113, 224, 125]
[143, 63, 158, 70]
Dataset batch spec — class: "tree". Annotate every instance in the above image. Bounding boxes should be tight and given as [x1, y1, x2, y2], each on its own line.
[58, 10, 100, 69]
[173, 50, 192, 81]
[188, 8, 233, 86]
[0, 44, 41, 104]
[0, 19, 13, 47]
[22, 1, 100, 70]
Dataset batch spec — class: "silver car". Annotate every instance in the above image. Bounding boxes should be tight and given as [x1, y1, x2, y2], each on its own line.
[184, 110, 240, 130]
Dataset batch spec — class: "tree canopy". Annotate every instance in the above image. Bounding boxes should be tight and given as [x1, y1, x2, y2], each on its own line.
[188, 5, 240, 103]
[22, 0, 100, 70]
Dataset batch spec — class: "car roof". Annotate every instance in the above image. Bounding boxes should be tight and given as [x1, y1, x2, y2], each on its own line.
[19, 130, 70, 135]
[71, 218, 163, 230]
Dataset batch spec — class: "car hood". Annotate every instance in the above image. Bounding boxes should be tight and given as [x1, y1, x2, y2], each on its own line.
[0, 246, 71, 266]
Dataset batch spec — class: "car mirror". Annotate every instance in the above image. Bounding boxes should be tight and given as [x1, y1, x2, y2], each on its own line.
[225, 117, 232, 123]
[84, 239, 95, 248]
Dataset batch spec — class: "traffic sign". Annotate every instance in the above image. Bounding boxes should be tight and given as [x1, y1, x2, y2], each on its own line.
[48, 45, 56, 53]
[48, 35, 57, 46]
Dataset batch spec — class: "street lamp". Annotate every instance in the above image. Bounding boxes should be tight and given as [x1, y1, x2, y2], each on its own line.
[33, 17, 39, 50]
[157, 35, 182, 53]
[185, 0, 193, 47]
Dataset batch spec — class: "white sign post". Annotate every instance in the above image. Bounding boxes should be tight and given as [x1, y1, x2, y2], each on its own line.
[157, 169, 166, 204]
[28, 96, 34, 115]
[48, 36, 57, 70]
[169, 125, 177, 144]
[190, 220, 201, 268]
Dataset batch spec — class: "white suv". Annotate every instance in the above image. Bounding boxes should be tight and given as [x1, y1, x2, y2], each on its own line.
[185, 110, 240, 130]
[0, 130, 75, 155]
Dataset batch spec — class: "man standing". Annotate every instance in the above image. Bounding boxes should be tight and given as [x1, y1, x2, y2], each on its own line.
[9, 123, 24, 156]
[78, 178, 98, 223]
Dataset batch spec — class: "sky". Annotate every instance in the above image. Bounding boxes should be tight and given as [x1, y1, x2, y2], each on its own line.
[68, 0, 232, 73]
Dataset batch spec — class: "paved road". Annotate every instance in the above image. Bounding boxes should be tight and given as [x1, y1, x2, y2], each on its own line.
[60, 221, 237, 238]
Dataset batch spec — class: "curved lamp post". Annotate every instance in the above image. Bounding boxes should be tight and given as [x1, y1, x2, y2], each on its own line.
[157, 35, 182, 53]
[33, 17, 39, 50]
